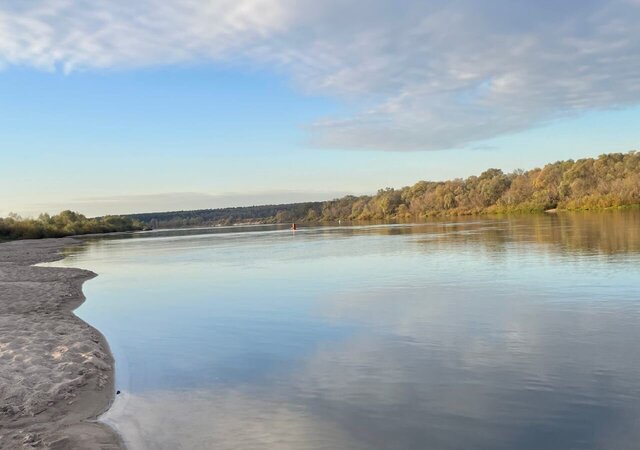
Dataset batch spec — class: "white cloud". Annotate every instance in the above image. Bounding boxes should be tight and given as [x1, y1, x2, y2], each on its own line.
[1, 0, 639, 150]
[0, 0, 291, 71]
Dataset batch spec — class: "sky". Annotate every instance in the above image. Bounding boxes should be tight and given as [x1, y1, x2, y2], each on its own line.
[1, 0, 639, 217]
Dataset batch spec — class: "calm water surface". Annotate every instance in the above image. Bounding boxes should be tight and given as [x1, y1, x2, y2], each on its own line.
[52, 212, 640, 450]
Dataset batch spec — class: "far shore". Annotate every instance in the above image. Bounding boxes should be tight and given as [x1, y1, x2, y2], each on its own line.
[0, 238, 123, 450]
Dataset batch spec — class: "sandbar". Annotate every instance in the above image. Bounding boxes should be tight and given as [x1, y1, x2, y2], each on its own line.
[0, 238, 123, 449]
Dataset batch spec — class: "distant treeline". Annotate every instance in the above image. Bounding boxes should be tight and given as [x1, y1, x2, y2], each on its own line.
[0, 210, 144, 241]
[127, 202, 323, 228]
[127, 151, 640, 228]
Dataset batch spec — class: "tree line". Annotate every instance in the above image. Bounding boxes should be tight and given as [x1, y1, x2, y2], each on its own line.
[128, 151, 640, 228]
[0, 210, 144, 241]
[127, 202, 322, 229]
[4, 151, 638, 237]
[318, 151, 640, 221]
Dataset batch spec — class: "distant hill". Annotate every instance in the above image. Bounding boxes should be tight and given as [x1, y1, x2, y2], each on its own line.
[125, 202, 324, 228]
[123, 151, 640, 229]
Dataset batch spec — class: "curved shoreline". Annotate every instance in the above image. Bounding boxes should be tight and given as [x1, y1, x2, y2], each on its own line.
[0, 238, 124, 449]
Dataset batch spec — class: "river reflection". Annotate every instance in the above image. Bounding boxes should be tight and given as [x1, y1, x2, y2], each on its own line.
[52, 212, 640, 450]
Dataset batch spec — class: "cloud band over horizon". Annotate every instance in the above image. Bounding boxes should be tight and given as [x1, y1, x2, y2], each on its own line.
[6, 190, 353, 218]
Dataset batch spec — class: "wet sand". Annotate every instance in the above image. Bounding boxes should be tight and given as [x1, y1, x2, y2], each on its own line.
[0, 238, 123, 449]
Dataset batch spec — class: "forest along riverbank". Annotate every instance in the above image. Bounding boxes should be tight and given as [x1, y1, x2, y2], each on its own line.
[0, 238, 123, 450]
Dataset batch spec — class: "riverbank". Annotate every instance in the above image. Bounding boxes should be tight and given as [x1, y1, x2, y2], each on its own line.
[0, 238, 123, 449]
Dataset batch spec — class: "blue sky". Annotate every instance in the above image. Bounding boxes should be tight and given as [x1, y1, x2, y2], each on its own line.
[1, 0, 639, 216]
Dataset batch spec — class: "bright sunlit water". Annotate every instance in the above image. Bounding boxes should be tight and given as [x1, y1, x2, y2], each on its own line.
[51, 212, 640, 450]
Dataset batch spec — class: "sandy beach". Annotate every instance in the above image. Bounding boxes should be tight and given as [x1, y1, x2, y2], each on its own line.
[0, 238, 123, 449]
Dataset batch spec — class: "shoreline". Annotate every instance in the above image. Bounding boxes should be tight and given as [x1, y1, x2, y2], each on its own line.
[0, 238, 124, 449]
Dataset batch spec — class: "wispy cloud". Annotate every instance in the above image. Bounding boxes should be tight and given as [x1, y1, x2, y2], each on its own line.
[9, 190, 349, 217]
[1, 0, 639, 150]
